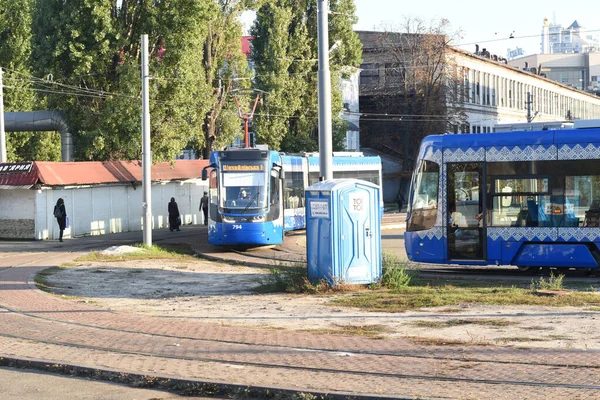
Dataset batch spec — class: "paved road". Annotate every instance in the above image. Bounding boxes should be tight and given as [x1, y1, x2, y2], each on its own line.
[1, 217, 600, 399]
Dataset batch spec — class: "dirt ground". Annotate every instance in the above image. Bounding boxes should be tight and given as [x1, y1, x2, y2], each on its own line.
[45, 256, 600, 350]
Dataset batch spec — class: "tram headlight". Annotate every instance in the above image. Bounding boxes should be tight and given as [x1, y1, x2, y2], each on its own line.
[251, 215, 265, 222]
[222, 216, 236, 223]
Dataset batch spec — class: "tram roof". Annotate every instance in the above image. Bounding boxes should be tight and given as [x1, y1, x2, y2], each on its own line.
[423, 128, 600, 149]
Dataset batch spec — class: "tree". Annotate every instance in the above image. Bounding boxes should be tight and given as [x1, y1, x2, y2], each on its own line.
[198, 0, 258, 158]
[359, 18, 467, 173]
[250, 0, 361, 152]
[30, 0, 249, 161]
[0, 0, 60, 161]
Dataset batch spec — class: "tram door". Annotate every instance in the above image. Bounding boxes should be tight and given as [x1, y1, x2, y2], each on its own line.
[447, 163, 485, 261]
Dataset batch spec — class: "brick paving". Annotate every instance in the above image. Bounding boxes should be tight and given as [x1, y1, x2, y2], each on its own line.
[1, 223, 600, 399]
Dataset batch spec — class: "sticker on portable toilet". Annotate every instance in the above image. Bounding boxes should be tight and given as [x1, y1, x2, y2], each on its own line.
[349, 193, 367, 214]
[310, 201, 329, 218]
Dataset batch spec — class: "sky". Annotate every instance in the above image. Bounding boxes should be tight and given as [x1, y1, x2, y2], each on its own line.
[351, 0, 598, 58]
[242, 1, 598, 59]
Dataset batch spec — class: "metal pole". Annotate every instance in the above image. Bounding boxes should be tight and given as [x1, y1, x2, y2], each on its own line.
[141, 34, 152, 246]
[526, 92, 531, 123]
[0, 68, 6, 162]
[317, 0, 332, 180]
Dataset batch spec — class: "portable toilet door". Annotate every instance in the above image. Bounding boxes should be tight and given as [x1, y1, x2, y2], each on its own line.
[332, 179, 382, 284]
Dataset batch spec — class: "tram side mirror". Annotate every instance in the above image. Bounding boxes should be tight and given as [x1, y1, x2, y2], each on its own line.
[201, 164, 215, 181]
[273, 163, 284, 180]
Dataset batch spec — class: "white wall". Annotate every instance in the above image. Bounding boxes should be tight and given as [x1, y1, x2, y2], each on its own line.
[0, 189, 36, 238]
[31, 179, 207, 240]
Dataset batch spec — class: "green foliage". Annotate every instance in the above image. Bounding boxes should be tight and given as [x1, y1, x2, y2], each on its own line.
[251, 0, 362, 151]
[381, 252, 413, 290]
[530, 272, 565, 292]
[0, 0, 59, 161]
[255, 265, 308, 293]
[26, 0, 251, 161]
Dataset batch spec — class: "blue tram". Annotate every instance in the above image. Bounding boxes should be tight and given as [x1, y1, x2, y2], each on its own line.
[405, 125, 600, 271]
[202, 148, 381, 246]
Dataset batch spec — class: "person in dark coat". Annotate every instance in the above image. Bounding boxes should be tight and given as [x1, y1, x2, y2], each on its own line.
[199, 191, 209, 225]
[396, 191, 405, 212]
[168, 197, 181, 231]
[53, 198, 67, 242]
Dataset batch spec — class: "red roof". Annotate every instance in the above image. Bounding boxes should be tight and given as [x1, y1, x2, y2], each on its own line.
[0, 160, 209, 188]
[242, 36, 253, 56]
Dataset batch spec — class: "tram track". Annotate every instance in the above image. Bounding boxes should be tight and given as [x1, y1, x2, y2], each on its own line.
[1, 311, 600, 393]
[1, 300, 599, 371]
[2, 235, 600, 397]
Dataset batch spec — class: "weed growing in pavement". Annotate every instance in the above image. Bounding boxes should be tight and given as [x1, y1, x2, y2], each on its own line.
[410, 318, 515, 329]
[530, 272, 565, 293]
[381, 252, 415, 290]
[303, 324, 391, 339]
[254, 264, 308, 293]
[255, 263, 371, 294]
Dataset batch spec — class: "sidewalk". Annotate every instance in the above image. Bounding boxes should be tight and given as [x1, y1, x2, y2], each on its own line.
[1, 215, 599, 399]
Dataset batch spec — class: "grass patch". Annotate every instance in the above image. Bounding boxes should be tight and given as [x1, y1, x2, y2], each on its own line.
[34, 266, 64, 291]
[405, 336, 492, 346]
[74, 243, 196, 262]
[584, 307, 600, 312]
[331, 279, 600, 312]
[497, 337, 549, 343]
[255, 263, 372, 294]
[521, 325, 555, 331]
[254, 264, 309, 293]
[546, 334, 573, 340]
[306, 324, 391, 339]
[410, 318, 515, 329]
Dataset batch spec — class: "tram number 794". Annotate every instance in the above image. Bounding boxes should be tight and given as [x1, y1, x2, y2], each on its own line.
[232, 225, 242, 230]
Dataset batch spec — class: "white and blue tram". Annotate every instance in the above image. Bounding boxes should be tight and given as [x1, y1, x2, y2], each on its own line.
[202, 148, 381, 246]
[405, 126, 600, 271]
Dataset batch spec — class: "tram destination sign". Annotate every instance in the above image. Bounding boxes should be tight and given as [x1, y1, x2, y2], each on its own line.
[223, 164, 264, 172]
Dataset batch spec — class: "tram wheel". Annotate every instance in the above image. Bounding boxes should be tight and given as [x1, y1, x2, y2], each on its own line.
[517, 266, 541, 274]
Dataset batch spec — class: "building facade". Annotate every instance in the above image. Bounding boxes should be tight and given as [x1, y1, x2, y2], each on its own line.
[0, 160, 208, 240]
[541, 18, 599, 55]
[509, 52, 600, 93]
[357, 30, 600, 137]
[454, 48, 600, 132]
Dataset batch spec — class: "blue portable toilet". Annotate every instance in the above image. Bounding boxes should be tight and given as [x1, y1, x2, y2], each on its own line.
[305, 179, 382, 284]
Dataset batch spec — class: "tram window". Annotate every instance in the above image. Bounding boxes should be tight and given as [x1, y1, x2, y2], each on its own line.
[566, 175, 600, 226]
[284, 171, 304, 209]
[407, 160, 439, 232]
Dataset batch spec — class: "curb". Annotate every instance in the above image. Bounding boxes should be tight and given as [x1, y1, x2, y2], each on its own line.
[0, 356, 413, 400]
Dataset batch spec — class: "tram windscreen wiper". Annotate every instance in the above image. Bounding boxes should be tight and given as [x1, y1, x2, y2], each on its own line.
[242, 189, 259, 214]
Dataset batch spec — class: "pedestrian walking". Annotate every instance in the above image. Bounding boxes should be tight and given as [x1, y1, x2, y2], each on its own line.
[168, 197, 181, 231]
[53, 198, 67, 242]
[199, 191, 209, 225]
[396, 191, 405, 212]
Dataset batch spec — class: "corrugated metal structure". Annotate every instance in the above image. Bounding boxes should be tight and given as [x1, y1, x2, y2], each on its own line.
[0, 160, 209, 240]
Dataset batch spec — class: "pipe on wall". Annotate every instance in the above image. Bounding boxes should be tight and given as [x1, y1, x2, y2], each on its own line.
[4, 111, 72, 161]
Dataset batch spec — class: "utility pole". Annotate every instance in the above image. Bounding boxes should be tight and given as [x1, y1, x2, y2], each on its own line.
[526, 92, 532, 123]
[141, 34, 152, 246]
[0, 68, 6, 162]
[317, 0, 332, 181]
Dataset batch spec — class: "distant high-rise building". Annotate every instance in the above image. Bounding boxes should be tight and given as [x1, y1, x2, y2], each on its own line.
[540, 18, 599, 54]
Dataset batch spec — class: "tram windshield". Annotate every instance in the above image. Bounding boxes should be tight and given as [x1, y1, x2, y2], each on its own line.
[219, 160, 269, 212]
